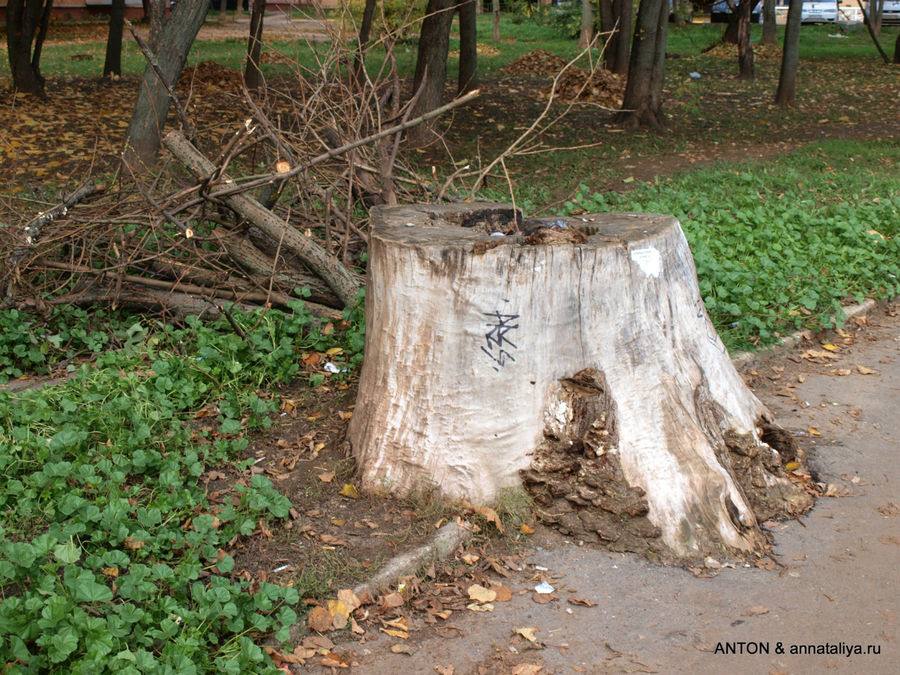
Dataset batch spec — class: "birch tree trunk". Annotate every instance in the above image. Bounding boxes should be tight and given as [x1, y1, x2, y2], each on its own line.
[349, 204, 811, 562]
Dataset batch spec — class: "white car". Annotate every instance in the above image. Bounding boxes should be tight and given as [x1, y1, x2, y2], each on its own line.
[801, 0, 839, 23]
[881, 0, 900, 25]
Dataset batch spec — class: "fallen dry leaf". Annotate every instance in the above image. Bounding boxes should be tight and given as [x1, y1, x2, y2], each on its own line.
[381, 627, 409, 639]
[742, 605, 770, 616]
[378, 592, 404, 611]
[327, 599, 350, 629]
[382, 616, 409, 631]
[856, 364, 878, 375]
[568, 596, 597, 607]
[434, 666, 455, 675]
[492, 585, 513, 602]
[516, 626, 539, 642]
[339, 483, 359, 499]
[512, 665, 543, 675]
[520, 523, 535, 535]
[338, 588, 361, 612]
[390, 644, 416, 655]
[307, 606, 333, 632]
[532, 592, 556, 604]
[463, 501, 505, 533]
[302, 635, 334, 651]
[317, 472, 334, 483]
[320, 652, 351, 668]
[466, 602, 494, 612]
[461, 553, 480, 565]
[468, 584, 497, 604]
[821, 343, 839, 351]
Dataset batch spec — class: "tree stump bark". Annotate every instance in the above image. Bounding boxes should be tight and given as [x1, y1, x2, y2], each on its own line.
[349, 203, 812, 562]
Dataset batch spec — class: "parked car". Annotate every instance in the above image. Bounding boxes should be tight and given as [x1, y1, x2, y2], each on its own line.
[710, 0, 762, 23]
[800, 0, 840, 23]
[881, 0, 900, 25]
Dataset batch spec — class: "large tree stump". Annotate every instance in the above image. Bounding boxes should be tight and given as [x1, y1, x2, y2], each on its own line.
[348, 203, 811, 561]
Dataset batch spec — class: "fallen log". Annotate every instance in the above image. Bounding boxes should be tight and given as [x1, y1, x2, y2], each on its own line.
[163, 131, 361, 308]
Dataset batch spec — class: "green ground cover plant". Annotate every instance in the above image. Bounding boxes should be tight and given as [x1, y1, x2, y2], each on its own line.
[0, 300, 364, 673]
[562, 140, 900, 351]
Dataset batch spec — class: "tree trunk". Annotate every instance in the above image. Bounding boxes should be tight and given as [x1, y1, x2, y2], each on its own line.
[349, 203, 812, 563]
[857, 0, 890, 63]
[894, 32, 900, 65]
[599, 0, 632, 75]
[123, 0, 209, 168]
[493, 0, 500, 41]
[408, 0, 455, 146]
[353, 0, 377, 83]
[736, 0, 755, 79]
[6, 0, 52, 96]
[615, 0, 668, 129]
[244, 0, 265, 92]
[104, 0, 126, 77]
[580, 0, 596, 48]
[147, 0, 166, 51]
[775, 0, 802, 106]
[723, 3, 739, 44]
[458, 0, 479, 95]
[761, 0, 777, 46]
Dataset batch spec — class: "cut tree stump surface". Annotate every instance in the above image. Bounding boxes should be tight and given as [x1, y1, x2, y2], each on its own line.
[349, 203, 811, 561]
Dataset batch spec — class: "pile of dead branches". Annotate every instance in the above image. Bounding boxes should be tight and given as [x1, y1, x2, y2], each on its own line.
[1, 23, 473, 321]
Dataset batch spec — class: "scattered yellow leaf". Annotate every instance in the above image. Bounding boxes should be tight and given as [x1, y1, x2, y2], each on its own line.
[807, 427, 821, 437]
[821, 343, 839, 351]
[856, 365, 878, 375]
[380, 627, 409, 639]
[275, 160, 291, 174]
[461, 553, 480, 565]
[785, 461, 801, 471]
[520, 523, 535, 535]
[339, 483, 359, 499]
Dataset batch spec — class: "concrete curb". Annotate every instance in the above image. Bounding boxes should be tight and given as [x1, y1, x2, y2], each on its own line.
[352, 520, 472, 598]
[731, 298, 877, 370]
